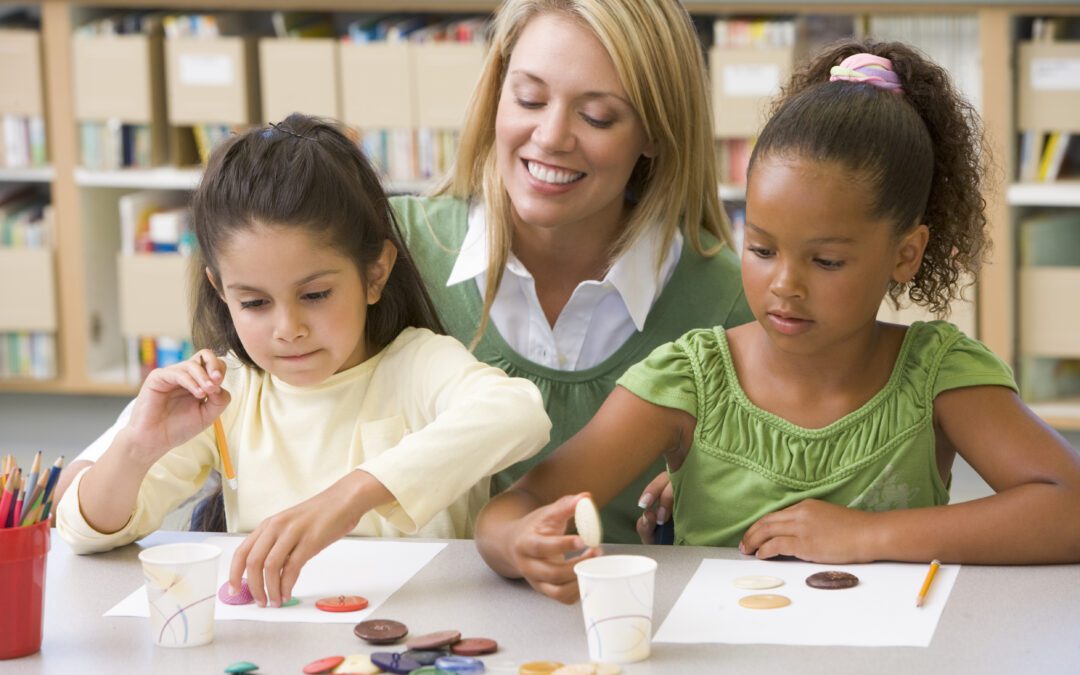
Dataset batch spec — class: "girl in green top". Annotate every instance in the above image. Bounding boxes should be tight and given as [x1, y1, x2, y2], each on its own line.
[476, 39, 1080, 603]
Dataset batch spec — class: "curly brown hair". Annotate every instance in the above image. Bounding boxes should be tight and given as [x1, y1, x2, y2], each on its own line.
[747, 39, 992, 316]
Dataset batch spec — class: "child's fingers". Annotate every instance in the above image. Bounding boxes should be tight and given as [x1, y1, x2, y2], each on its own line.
[229, 532, 257, 597]
[739, 512, 791, 555]
[517, 532, 585, 560]
[636, 509, 657, 544]
[279, 538, 318, 603]
[637, 471, 671, 510]
[243, 531, 279, 607]
[753, 535, 798, 561]
[260, 534, 299, 607]
[528, 577, 581, 605]
[194, 349, 227, 388]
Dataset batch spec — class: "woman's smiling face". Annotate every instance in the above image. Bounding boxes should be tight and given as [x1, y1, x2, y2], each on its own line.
[495, 12, 653, 237]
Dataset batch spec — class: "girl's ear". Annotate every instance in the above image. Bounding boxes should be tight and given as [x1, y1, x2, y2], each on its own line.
[366, 240, 398, 305]
[892, 223, 930, 284]
[205, 267, 224, 300]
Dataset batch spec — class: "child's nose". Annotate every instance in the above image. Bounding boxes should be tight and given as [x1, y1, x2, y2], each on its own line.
[770, 264, 806, 299]
[273, 306, 308, 341]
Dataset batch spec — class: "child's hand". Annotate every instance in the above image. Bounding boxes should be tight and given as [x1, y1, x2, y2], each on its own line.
[508, 493, 601, 605]
[228, 471, 380, 608]
[739, 499, 876, 563]
[636, 471, 674, 544]
[124, 350, 230, 467]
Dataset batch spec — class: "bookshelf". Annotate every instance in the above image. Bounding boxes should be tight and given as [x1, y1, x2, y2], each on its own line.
[0, 1, 1078, 430]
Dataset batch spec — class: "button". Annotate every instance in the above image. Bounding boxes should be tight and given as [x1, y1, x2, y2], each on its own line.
[738, 594, 792, 609]
[402, 648, 451, 665]
[334, 654, 380, 675]
[574, 496, 602, 548]
[224, 661, 259, 674]
[451, 637, 498, 656]
[552, 666, 596, 675]
[218, 579, 254, 606]
[434, 655, 486, 672]
[281, 596, 300, 607]
[520, 662, 564, 674]
[405, 629, 461, 650]
[315, 595, 369, 612]
[370, 651, 423, 674]
[353, 619, 408, 644]
[733, 575, 784, 590]
[805, 570, 859, 589]
[302, 655, 344, 674]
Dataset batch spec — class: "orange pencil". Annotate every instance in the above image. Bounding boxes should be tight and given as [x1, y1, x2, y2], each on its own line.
[213, 418, 237, 489]
[915, 559, 941, 608]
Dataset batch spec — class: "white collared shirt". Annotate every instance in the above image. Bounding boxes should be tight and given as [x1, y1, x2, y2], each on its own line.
[446, 203, 683, 371]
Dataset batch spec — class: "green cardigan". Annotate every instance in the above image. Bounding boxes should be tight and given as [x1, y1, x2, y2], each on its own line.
[392, 195, 753, 544]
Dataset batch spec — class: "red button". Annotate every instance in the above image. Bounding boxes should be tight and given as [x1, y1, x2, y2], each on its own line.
[315, 595, 369, 612]
[302, 655, 344, 674]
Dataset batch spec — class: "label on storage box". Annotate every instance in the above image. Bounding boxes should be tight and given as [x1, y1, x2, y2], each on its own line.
[1031, 58, 1080, 91]
[722, 64, 781, 97]
[178, 53, 234, 87]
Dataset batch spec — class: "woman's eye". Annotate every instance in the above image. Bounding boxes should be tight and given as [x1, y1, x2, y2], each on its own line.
[303, 290, 332, 302]
[239, 299, 266, 310]
[747, 246, 774, 258]
[516, 98, 543, 110]
[582, 114, 614, 129]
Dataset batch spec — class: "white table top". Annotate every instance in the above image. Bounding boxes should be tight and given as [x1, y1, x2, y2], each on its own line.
[8, 530, 1080, 674]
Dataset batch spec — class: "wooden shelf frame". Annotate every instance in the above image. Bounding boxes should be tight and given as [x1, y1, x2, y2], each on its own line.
[0, 1, 1077, 419]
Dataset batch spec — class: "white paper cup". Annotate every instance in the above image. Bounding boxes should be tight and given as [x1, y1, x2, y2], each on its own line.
[573, 555, 658, 664]
[138, 543, 221, 648]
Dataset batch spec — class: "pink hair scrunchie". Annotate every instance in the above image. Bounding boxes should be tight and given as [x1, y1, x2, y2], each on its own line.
[829, 53, 903, 93]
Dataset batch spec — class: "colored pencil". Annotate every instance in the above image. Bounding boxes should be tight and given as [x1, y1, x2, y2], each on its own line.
[22, 451, 41, 513]
[0, 467, 17, 527]
[915, 559, 941, 608]
[214, 418, 237, 489]
[12, 475, 26, 526]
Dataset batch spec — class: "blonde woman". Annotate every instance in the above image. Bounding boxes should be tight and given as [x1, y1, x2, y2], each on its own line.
[60, 0, 750, 545]
[395, 0, 750, 544]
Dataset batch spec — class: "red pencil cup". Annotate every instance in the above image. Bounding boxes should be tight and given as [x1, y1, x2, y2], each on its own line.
[0, 520, 50, 659]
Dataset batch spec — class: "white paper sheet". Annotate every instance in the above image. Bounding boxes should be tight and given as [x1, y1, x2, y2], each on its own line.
[105, 536, 446, 624]
[653, 558, 959, 647]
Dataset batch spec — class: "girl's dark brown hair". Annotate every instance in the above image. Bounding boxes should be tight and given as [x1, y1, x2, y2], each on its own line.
[190, 113, 444, 367]
[188, 113, 444, 532]
[748, 39, 991, 316]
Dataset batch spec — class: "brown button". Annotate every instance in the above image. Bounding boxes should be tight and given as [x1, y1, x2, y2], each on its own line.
[405, 629, 461, 650]
[315, 595, 369, 612]
[805, 571, 859, 589]
[738, 593, 792, 609]
[451, 637, 498, 655]
[353, 619, 408, 644]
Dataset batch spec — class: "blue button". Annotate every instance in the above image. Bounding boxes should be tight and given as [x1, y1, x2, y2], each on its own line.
[434, 655, 485, 672]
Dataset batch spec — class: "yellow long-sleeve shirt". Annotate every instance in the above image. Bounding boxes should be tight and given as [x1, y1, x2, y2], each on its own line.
[57, 328, 550, 554]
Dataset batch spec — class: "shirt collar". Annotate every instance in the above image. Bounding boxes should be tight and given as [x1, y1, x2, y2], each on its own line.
[445, 201, 682, 331]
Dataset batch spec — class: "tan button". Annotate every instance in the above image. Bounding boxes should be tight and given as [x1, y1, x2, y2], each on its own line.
[738, 593, 792, 609]
[336, 654, 380, 674]
[592, 664, 622, 675]
[574, 496, 603, 548]
[553, 666, 596, 675]
[733, 575, 784, 590]
[520, 662, 564, 674]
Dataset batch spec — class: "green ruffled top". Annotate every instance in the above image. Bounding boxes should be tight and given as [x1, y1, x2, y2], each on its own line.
[617, 321, 1017, 547]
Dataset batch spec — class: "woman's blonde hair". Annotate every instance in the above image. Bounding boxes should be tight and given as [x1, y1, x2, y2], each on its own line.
[438, 0, 730, 343]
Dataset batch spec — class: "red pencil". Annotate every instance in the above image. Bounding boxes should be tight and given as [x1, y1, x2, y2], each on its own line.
[0, 467, 17, 528]
[12, 475, 26, 527]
